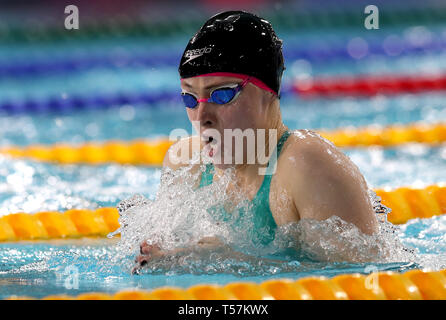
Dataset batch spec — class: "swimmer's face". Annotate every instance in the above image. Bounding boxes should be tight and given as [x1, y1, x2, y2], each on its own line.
[181, 76, 273, 169]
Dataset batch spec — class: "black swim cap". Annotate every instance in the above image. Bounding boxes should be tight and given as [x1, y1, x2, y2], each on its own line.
[178, 10, 285, 96]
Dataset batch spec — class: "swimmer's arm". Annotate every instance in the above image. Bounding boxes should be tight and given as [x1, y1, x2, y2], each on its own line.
[284, 135, 379, 262]
[133, 237, 283, 273]
[136, 237, 249, 263]
[288, 134, 378, 234]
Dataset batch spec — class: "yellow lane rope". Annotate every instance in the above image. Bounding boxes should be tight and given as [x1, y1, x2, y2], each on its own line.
[6, 269, 446, 300]
[0, 122, 445, 166]
[0, 184, 444, 242]
[0, 139, 173, 166]
[319, 122, 446, 148]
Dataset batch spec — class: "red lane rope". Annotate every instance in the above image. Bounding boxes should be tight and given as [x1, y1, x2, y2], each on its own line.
[294, 74, 446, 98]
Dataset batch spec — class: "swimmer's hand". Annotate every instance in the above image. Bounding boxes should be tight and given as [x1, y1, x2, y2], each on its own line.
[132, 237, 227, 274]
[132, 241, 165, 274]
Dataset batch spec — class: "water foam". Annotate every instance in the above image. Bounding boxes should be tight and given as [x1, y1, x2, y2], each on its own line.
[108, 155, 422, 275]
[113, 155, 243, 255]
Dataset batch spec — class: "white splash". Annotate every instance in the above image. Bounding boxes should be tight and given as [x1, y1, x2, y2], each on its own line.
[109, 158, 422, 274]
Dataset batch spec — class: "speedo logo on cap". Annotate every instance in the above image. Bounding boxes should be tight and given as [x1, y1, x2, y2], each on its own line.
[182, 47, 212, 65]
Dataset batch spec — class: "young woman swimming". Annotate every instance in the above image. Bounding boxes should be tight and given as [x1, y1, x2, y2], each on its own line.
[133, 10, 380, 271]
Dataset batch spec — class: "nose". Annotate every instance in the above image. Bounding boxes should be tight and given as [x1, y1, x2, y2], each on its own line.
[195, 101, 214, 128]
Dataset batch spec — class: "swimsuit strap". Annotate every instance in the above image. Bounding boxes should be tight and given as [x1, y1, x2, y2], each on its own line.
[272, 130, 291, 165]
[248, 130, 291, 245]
[255, 130, 291, 197]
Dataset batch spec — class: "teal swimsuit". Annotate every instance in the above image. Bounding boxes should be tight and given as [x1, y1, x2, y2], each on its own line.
[199, 131, 291, 246]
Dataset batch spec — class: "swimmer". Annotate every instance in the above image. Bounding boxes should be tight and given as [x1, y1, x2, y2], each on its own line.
[134, 11, 379, 271]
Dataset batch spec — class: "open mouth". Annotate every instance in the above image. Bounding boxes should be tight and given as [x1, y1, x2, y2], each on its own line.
[202, 135, 217, 157]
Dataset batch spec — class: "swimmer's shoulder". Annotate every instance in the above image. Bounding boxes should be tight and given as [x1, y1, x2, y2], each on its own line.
[275, 128, 359, 195]
[269, 129, 336, 224]
[276, 129, 377, 234]
[284, 129, 365, 177]
[278, 129, 342, 170]
[163, 136, 202, 171]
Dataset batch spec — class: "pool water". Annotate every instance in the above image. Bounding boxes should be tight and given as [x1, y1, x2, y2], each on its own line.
[1, 6, 446, 299]
[1, 212, 445, 299]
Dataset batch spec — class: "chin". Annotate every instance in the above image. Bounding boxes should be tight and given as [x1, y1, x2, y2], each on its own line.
[212, 162, 234, 170]
[210, 151, 234, 170]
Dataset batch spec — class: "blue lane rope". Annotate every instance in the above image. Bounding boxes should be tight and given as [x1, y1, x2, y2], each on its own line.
[2, 35, 446, 78]
[0, 91, 180, 114]
[0, 85, 298, 114]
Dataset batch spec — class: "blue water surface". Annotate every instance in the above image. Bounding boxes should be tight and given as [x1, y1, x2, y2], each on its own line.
[0, 12, 445, 299]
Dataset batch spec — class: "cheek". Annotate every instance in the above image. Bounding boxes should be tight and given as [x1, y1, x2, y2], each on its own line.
[220, 99, 259, 129]
[186, 108, 194, 121]
[185, 109, 200, 131]
[186, 109, 201, 125]
[217, 109, 237, 128]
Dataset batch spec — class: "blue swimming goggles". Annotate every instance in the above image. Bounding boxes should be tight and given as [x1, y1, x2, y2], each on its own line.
[181, 77, 250, 109]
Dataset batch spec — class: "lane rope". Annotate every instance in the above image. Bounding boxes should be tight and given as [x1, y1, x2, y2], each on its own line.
[2, 6, 446, 43]
[3, 34, 446, 78]
[294, 74, 446, 98]
[6, 269, 446, 300]
[0, 184, 444, 241]
[0, 123, 445, 166]
[4, 73, 446, 114]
